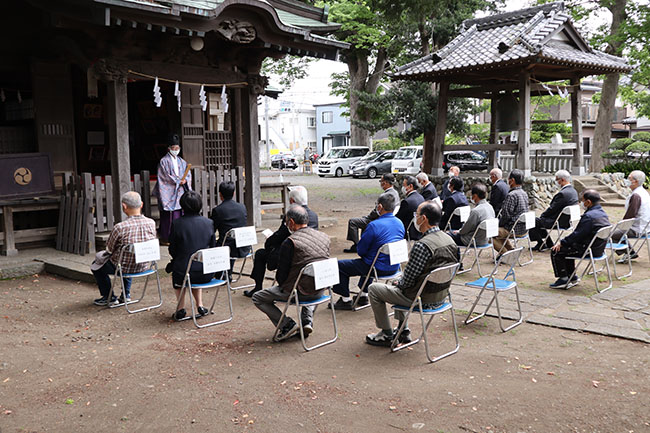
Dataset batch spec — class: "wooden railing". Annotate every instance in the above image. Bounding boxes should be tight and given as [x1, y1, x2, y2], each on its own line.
[499, 155, 592, 173]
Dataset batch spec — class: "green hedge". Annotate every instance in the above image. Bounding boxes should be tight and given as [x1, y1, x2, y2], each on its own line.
[602, 160, 650, 189]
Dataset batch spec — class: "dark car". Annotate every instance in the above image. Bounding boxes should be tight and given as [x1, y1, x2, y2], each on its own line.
[271, 153, 298, 170]
[443, 151, 488, 172]
[348, 149, 397, 178]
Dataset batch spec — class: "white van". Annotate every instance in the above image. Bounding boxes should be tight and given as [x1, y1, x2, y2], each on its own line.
[317, 146, 370, 177]
[391, 146, 423, 175]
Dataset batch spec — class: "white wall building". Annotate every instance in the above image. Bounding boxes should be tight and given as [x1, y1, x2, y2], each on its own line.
[259, 98, 317, 165]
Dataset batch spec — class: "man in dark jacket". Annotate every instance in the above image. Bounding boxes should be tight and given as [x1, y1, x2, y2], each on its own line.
[209, 181, 249, 276]
[245, 186, 318, 297]
[550, 190, 610, 289]
[252, 205, 330, 341]
[416, 173, 438, 201]
[529, 170, 579, 251]
[365, 201, 458, 347]
[489, 168, 509, 216]
[395, 175, 425, 240]
[440, 176, 469, 231]
[440, 166, 460, 201]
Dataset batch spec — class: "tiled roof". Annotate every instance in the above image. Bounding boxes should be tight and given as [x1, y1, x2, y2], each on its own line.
[393, 2, 632, 80]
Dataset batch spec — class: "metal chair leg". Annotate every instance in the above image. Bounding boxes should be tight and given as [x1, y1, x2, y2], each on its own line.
[125, 270, 164, 314]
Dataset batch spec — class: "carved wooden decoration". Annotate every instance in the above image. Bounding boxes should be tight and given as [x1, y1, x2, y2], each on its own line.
[216, 20, 256, 44]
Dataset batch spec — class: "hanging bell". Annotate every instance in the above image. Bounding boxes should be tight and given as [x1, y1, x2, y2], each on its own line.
[495, 91, 519, 132]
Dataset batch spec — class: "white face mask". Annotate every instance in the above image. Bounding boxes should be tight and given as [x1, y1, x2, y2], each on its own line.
[579, 201, 586, 211]
[401, 186, 408, 195]
[448, 171, 455, 178]
[169, 149, 180, 157]
[623, 179, 632, 187]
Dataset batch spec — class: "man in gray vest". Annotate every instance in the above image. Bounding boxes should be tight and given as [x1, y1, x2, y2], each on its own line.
[365, 201, 458, 347]
[252, 205, 331, 341]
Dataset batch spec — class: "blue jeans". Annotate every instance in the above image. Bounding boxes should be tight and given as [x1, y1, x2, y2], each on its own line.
[92, 260, 132, 300]
[333, 258, 396, 297]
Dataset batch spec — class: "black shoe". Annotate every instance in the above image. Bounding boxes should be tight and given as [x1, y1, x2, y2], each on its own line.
[275, 319, 299, 341]
[549, 277, 569, 289]
[532, 242, 543, 252]
[197, 306, 209, 316]
[570, 275, 580, 283]
[365, 330, 395, 347]
[172, 309, 187, 321]
[328, 298, 353, 310]
[343, 245, 357, 253]
[393, 328, 412, 344]
[243, 288, 261, 298]
[93, 297, 109, 306]
[353, 295, 369, 308]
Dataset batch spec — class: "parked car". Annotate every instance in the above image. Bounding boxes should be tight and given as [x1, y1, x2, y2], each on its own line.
[317, 146, 370, 177]
[391, 146, 423, 175]
[443, 151, 488, 172]
[348, 149, 397, 178]
[271, 153, 298, 170]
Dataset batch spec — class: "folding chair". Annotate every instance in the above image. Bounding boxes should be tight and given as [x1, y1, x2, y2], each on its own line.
[540, 205, 581, 251]
[222, 226, 256, 290]
[628, 219, 650, 263]
[563, 225, 613, 292]
[273, 258, 339, 352]
[391, 263, 460, 363]
[443, 205, 471, 232]
[109, 239, 163, 314]
[605, 218, 636, 280]
[457, 218, 498, 277]
[496, 211, 535, 266]
[464, 247, 523, 332]
[352, 239, 409, 311]
[176, 246, 233, 328]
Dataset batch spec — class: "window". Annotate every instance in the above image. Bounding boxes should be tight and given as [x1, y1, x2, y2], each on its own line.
[307, 117, 316, 127]
[350, 148, 368, 157]
[322, 111, 333, 123]
[207, 92, 229, 131]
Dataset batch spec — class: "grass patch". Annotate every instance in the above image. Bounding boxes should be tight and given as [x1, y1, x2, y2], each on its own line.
[357, 187, 383, 197]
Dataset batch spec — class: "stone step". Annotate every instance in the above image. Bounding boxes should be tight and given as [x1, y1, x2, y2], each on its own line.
[41, 258, 95, 283]
[601, 200, 626, 207]
[0, 260, 45, 279]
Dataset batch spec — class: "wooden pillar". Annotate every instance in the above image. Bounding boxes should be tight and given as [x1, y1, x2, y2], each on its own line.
[488, 94, 499, 169]
[107, 80, 131, 222]
[570, 77, 585, 176]
[2, 206, 17, 256]
[517, 73, 531, 177]
[233, 89, 245, 168]
[241, 88, 261, 227]
[430, 81, 448, 177]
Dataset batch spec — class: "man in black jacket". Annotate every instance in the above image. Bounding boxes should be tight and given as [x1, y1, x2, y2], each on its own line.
[550, 190, 610, 289]
[245, 186, 318, 297]
[488, 168, 509, 216]
[440, 166, 460, 201]
[209, 181, 249, 276]
[416, 172, 438, 201]
[440, 176, 469, 231]
[395, 175, 424, 240]
[529, 170, 579, 251]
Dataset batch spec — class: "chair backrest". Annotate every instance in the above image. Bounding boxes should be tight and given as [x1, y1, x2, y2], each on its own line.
[610, 218, 636, 237]
[518, 211, 536, 230]
[303, 258, 339, 290]
[480, 218, 499, 239]
[378, 239, 409, 265]
[224, 226, 257, 248]
[454, 205, 471, 223]
[425, 262, 460, 285]
[563, 205, 581, 223]
[125, 239, 160, 264]
[192, 246, 231, 274]
[432, 196, 442, 208]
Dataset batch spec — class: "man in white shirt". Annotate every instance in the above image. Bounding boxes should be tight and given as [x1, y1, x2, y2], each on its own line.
[612, 170, 650, 262]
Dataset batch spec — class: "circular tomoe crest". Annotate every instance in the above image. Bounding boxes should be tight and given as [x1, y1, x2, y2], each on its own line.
[14, 167, 32, 185]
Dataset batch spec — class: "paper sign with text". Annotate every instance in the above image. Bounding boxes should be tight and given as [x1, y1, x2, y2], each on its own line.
[484, 218, 499, 238]
[523, 211, 535, 229]
[133, 239, 160, 263]
[432, 197, 442, 208]
[311, 258, 340, 290]
[234, 226, 257, 247]
[387, 239, 409, 265]
[201, 247, 230, 274]
[458, 206, 471, 222]
[568, 205, 580, 222]
[262, 229, 274, 239]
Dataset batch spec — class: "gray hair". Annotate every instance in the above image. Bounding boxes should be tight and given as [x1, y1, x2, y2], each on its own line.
[555, 169, 571, 182]
[630, 170, 646, 185]
[122, 191, 142, 209]
[416, 173, 429, 184]
[286, 204, 308, 225]
[377, 192, 396, 212]
[289, 185, 309, 206]
[490, 167, 502, 178]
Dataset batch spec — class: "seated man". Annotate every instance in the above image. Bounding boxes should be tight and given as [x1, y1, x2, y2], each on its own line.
[440, 176, 469, 231]
[252, 205, 330, 340]
[395, 175, 425, 240]
[344, 173, 400, 253]
[611, 170, 650, 262]
[550, 190, 610, 288]
[245, 186, 318, 297]
[209, 181, 249, 275]
[493, 169, 529, 256]
[440, 166, 460, 201]
[529, 170, 578, 251]
[488, 167, 509, 216]
[330, 192, 405, 310]
[365, 201, 458, 346]
[416, 172, 438, 201]
[449, 183, 495, 248]
[91, 192, 156, 306]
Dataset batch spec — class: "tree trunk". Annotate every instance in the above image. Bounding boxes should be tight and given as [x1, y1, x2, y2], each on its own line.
[591, 0, 627, 172]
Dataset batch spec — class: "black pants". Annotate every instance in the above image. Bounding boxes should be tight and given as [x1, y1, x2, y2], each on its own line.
[250, 247, 280, 291]
[529, 217, 554, 244]
[551, 245, 583, 278]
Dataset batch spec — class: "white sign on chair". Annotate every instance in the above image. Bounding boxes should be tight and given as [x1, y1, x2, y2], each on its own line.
[458, 206, 471, 223]
[432, 197, 442, 208]
[201, 247, 231, 273]
[568, 205, 580, 222]
[523, 211, 536, 230]
[233, 226, 257, 248]
[484, 218, 499, 239]
[133, 239, 160, 264]
[311, 258, 340, 290]
[262, 228, 274, 239]
[387, 239, 409, 265]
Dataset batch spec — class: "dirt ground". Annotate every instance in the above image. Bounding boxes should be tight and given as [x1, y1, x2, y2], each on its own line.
[1, 171, 649, 433]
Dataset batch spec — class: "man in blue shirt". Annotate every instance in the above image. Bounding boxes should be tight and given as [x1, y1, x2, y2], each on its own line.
[330, 192, 405, 310]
